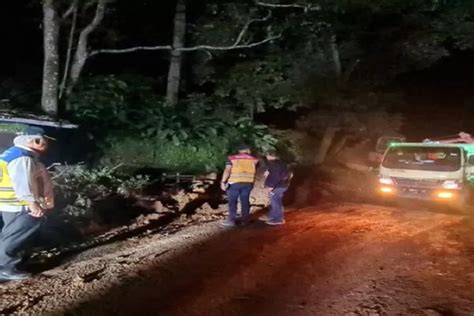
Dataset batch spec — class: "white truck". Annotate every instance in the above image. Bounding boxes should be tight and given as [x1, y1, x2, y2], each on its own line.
[377, 133, 474, 211]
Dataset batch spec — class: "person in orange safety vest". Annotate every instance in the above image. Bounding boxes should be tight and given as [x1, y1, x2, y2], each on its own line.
[220, 144, 258, 227]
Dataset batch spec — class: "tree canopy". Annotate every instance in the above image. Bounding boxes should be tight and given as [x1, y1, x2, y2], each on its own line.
[1, 0, 474, 170]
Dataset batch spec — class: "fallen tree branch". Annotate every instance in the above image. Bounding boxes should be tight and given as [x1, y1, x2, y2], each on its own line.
[90, 34, 281, 56]
[90, 9, 278, 57]
[255, 1, 312, 11]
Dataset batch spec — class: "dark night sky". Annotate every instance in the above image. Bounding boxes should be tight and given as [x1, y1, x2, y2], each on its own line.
[0, 1, 178, 80]
[0, 2, 43, 78]
[399, 50, 474, 138]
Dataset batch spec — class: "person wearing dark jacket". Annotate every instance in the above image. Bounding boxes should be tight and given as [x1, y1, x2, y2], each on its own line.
[259, 150, 292, 225]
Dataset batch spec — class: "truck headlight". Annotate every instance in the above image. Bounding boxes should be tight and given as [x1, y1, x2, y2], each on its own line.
[379, 177, 394, 185]
[441, 180, 461, 190]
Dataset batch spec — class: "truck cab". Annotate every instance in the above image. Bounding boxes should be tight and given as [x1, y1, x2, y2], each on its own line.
[378, 142, 474, 210]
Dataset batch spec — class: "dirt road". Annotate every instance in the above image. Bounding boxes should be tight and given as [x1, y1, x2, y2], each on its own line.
[1, 202, 473, 315]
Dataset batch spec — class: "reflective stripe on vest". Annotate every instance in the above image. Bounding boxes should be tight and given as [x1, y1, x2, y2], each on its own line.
[0, 146, 34, 206]
[228, 154, 257, 184]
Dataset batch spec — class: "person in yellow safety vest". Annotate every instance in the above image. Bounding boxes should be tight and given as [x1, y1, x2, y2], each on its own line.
[220, 144, 258, 227]
[0, 126, 55, 281]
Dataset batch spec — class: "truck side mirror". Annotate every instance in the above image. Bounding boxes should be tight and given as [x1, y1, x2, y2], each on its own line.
[468, 156, 474, 165]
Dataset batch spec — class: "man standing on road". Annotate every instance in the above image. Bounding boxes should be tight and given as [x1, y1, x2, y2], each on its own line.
[259, 150, 293, 226]
[0, 126, 55, 281]
[220, 144, 258, 227]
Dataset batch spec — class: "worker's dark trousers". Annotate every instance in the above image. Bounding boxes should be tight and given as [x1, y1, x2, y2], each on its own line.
[268, 187, 288, 222]
[0, 208, 42, 269]
[227, 183, 253, 222]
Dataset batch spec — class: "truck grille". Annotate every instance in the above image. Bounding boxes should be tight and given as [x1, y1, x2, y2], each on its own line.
[393, 178, 442, 188]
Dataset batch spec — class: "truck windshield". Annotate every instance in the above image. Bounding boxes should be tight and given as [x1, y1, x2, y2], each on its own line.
[382, 146, 462, 171]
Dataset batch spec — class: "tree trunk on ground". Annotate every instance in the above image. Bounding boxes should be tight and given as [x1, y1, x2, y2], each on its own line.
[314, 127, 339, 165]
[327, 134, 349, 158]
[42, 0, 60, 116]
[166, 0, 187, 106]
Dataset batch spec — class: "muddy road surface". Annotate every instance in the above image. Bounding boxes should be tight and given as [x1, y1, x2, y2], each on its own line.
[1, 202, 473, 315]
